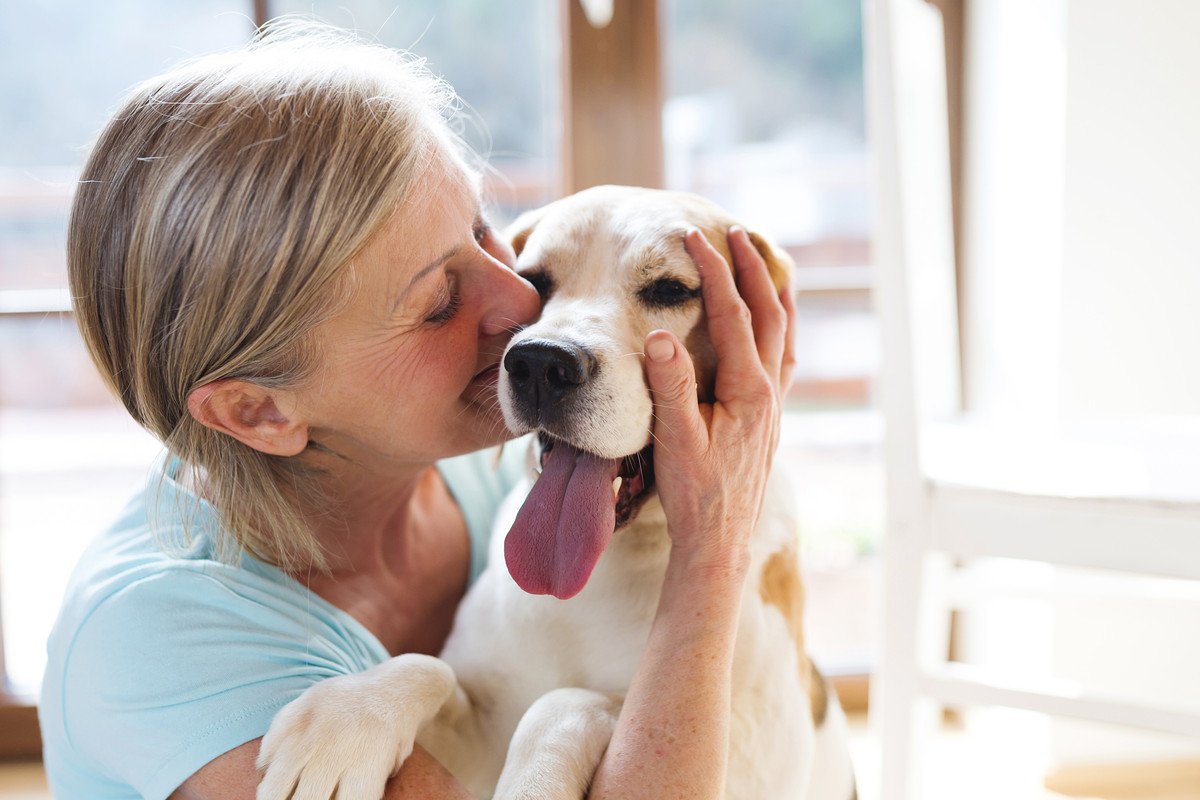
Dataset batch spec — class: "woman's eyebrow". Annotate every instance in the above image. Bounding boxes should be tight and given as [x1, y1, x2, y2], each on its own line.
[392, 245, 460, 312]
[391, 201, 483, 312]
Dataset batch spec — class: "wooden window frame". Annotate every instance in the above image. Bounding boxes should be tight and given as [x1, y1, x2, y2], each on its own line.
[0, 296, 74, 756]
[562, 0, 663, 191]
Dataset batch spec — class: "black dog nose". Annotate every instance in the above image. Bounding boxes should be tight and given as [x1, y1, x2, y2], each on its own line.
[504, 340, 595, 413]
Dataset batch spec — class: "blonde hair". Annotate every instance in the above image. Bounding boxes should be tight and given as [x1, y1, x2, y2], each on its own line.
[69, 20, 464, 571]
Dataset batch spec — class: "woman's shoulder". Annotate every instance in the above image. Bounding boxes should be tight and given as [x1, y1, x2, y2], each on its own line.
[50, 468, 264, 635]
[39, 473, 389, 800]
[43, 469, 390, 721]
[39, 553, 380, 800]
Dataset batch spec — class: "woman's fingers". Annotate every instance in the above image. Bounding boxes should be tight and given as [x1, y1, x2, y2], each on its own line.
[727, 227, 787, 378]
[643, 329, 707, 458]
[778, 277, 798, 392]
[684, 230, 769, 404]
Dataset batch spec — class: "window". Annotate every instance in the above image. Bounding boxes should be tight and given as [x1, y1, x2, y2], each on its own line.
[665, 0, 880, 675]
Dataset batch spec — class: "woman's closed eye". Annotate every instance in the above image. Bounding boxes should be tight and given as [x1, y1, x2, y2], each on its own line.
[425, 277, 462, 325]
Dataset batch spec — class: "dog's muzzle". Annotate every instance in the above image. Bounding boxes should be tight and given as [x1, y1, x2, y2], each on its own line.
[503, 339, 597, 425]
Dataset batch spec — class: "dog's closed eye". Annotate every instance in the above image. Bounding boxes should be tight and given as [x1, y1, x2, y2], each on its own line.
[521, 270, 554, 300]
[638, 278, 701, 308]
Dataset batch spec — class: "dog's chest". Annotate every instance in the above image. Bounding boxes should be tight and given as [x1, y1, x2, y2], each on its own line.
[539, 508, 674, 689]
[474, 467, 817, 793]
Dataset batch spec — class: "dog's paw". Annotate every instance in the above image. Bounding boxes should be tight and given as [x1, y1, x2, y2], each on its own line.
[256, 653, 456, 800]
[493, 688, 622, 800]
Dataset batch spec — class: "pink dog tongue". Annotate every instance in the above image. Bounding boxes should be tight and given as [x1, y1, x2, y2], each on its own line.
[505, 442, 621, 599]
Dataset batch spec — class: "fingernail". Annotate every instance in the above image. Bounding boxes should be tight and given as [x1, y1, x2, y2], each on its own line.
[646, 336, 675, 363]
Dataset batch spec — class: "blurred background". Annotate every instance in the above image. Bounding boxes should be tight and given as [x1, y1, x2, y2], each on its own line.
[1, 1, 1198, 798]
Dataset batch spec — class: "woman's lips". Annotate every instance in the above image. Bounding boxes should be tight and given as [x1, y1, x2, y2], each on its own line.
[471, 363, 501, 387]
[472, 367, 501, 383]
[463, 363, 502, 410]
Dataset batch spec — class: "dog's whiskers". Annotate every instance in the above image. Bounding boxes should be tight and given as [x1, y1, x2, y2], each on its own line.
[647, 413, 680, 457]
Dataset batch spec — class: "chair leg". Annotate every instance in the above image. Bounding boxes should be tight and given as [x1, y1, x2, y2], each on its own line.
[875, 542, 952, 800]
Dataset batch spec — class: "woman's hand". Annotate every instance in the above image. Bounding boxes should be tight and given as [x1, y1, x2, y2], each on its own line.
[591, 231, 796, 799]
[642, 227, 797, 574]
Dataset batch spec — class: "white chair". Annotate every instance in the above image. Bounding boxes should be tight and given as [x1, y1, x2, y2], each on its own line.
[866, 0, 1200, 797]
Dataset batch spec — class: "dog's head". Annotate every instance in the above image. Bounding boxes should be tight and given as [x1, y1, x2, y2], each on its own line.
[498, 185, 792, 599]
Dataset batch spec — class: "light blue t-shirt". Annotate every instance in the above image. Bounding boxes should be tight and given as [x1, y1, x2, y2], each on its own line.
[38, 443, 528, 800]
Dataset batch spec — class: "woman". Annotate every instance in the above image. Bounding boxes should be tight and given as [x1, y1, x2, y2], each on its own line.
[40, 21, 794, 800]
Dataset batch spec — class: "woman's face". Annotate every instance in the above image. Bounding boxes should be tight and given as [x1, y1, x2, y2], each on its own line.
[294, 151, 540, 471]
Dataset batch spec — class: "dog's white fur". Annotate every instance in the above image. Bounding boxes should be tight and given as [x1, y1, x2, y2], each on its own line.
[258, 186, 856, 800]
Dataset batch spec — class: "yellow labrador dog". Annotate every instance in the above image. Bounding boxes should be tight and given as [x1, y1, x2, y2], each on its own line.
[257, 186, 856, 800]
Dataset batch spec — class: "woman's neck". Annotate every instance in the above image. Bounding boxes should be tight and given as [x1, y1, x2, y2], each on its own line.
[315, 463, 427, 571]
[297, 462, 471, 655]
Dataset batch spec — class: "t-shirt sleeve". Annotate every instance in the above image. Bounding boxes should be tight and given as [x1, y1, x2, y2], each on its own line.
[58, 568, 372, 800]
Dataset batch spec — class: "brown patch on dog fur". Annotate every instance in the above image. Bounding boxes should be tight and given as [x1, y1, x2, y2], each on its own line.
[808, 659, 829, 727]
[669, 190, 793, 292]
[747, 230, 795, 292]
[759, 547, 827, 727]
[507, 205, 548, 258]
[510, 225, 535, 259]
[683, 220, 792, 402]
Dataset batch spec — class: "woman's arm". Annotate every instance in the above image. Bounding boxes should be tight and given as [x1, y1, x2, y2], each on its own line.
[170, 740, 472, 800]
[589, 227, 795, 799]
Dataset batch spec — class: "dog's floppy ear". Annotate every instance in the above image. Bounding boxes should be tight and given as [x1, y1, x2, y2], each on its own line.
[505, 206, 547, 259]
[697, 220, 795, 294]
[746, 230, 795, 293]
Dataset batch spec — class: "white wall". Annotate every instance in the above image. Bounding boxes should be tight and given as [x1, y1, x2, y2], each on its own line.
[1054, 1, 1200, 762]
[961, 0, 1066, 421]
[960, 0, 1200, 770]
[1059, 0, 1200, 419]
[962, 0, 1200, 422]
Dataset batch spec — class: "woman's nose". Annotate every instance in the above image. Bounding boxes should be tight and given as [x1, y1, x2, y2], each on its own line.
[479, 254, 540, 337]
[480, 229, 517, 268]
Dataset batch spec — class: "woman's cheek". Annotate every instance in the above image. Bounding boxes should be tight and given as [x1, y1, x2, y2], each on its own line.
[418, 324, 477, 390]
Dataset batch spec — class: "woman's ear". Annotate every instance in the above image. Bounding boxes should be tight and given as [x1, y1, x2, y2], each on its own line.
[186, 380, 309, 457]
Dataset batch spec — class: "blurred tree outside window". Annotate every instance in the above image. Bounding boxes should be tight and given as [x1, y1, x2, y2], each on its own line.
[270, 0, 561, 222]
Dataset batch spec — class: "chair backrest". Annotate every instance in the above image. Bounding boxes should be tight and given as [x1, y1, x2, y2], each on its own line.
[868, 0, 961, 526]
